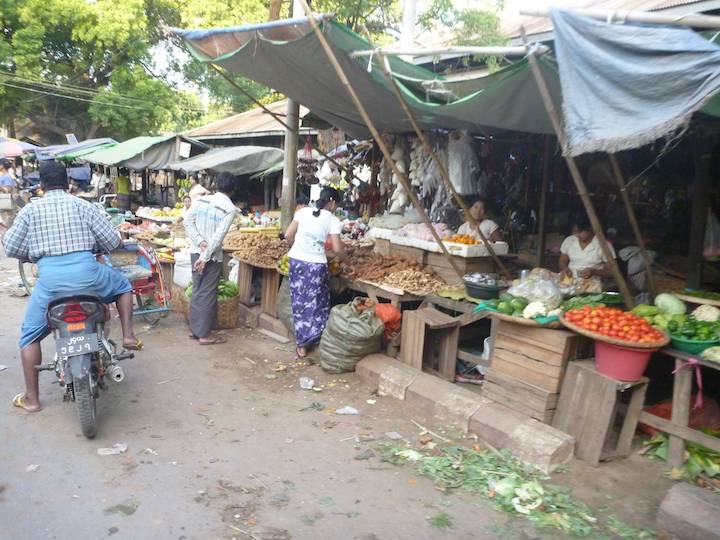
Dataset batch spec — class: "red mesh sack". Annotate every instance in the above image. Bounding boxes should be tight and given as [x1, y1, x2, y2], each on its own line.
[374, 303, 402, 340]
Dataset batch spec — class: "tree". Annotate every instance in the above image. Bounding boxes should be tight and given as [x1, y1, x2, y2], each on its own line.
[0, 0, 201, 142]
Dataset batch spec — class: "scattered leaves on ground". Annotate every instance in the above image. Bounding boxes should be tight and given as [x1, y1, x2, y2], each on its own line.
[379, 443, 656, 538]
[428, 512, 453, 529]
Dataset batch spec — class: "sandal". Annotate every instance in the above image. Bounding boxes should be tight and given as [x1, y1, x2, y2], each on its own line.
[199, 336, 227, 346]
[122, 339, 144, 351]
[13, 393, 42, 413]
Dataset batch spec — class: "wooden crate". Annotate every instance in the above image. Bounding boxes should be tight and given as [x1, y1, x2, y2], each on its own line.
[489, 322, 580, 393]
[482, 370, 558, 423]
[400, 308, 459, 380]
[482, 320, 584, 423]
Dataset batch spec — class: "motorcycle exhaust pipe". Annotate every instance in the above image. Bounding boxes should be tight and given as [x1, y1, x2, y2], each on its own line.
[107, 364, 125, 383]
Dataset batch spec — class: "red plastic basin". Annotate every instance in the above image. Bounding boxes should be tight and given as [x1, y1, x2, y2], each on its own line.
[594, 340, 654, 382]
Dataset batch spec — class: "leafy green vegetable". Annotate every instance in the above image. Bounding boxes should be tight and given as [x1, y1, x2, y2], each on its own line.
[631, 304, 660, 317]
[644, 433, 720, 482]
[379, 444, 655, 538]
[654, 293, 686, 315]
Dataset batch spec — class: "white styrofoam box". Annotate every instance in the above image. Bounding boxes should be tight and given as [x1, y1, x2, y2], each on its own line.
[444, 241, 509, 258]
[0, 193, 13, 210]
[368, 227, 394, 240]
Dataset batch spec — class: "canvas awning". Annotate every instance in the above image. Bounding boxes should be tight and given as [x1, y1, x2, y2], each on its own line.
[82, 135, 208, 170]
[171, 17, 560, 137]
[168, 146, 283, 175]
[35, 138, 117, 161]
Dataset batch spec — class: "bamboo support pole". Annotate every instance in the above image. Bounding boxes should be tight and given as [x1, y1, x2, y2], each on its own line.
[608, 155, 655, 293]
[537, 136, 552, 267]
[297, 0, 465, 280]
[521, 29, 635, 308]
[369, 47, 511, 280]
[351, 45, 549, 58]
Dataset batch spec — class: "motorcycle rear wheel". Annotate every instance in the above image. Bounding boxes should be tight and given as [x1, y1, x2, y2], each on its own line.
[74, 374, 98, 439]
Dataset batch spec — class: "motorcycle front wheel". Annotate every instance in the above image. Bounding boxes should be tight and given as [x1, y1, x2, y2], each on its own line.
[74, 373, 97, 439]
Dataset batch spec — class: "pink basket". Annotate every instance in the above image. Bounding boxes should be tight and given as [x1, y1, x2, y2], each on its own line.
[594, 340, 654, 382]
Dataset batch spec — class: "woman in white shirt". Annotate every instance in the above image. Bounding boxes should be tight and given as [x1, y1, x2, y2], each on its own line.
[284, 188, 346, 359]
[559, 216, 616, 292]
[456, 197, 502, 242]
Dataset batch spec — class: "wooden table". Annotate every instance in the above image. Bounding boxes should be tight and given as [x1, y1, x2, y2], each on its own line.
[639, 348, 720, 467]
[339, 277, 424, 308]
[233, 257, 281, 316]
[373, 239, 517, 284]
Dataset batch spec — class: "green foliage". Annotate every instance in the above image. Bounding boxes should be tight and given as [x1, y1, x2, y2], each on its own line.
[418, 0, 507, 71]
[380, 443, 657, 538]
[428, 512, 453, 529]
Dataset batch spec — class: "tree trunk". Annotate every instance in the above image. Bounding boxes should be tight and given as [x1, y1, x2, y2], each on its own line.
[268, 0, 283, 21]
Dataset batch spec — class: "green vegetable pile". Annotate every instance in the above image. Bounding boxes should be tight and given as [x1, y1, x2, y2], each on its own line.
[561, 293, 623, 312]
[631, 304, 686, 331]
[185, 279, 239, 300]
[485, 292, 528, 317]
[380, 443, 655, 538]
[666, 316, 720, 342]
[683, 289, 720, 301]
[644, 432, 720, 488]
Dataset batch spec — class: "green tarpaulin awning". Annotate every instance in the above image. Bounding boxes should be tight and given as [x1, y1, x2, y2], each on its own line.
[168, 145, 283, 175]
[82, 135, 208, 170]
[171, 17, 561, 137]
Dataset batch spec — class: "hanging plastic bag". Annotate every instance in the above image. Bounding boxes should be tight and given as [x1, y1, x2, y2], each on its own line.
[704, 208, 720, 259]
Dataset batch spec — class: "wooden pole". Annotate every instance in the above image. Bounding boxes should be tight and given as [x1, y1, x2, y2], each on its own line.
[280, 100, 299, 229]
[369, 46, 511, 279]
[688, 142, 712, 288]
[297, 0, 465, 279]
[607, 155, 655, 293]
[521, 29, 635, 308]
[537, 136, 552, 267]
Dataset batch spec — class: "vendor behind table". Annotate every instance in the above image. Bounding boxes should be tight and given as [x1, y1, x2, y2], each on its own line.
[559, 215, 616, 293]
[456, 196, 502, 242]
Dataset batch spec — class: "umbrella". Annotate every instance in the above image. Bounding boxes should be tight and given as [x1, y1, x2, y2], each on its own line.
[0, 138, 37, 158]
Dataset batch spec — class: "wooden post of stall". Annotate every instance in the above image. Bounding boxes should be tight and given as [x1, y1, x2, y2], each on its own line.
[297, 0, 465, 279]
[688, 141, 712, 288]
[537, 136, 552, 267]
[521, 29, 635, 308]
[608, 154, 655, 292]
[141, 168, 148, 206]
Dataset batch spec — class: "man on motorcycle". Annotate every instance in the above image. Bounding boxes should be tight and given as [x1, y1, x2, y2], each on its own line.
[2, 161, 142, 412]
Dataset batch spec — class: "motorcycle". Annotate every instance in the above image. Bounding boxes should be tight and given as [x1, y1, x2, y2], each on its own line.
[38, 294, 134, 438]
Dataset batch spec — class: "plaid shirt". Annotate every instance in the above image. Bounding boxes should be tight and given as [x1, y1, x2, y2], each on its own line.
[184, 192, 237, 262]
[2, 189, 121, 262]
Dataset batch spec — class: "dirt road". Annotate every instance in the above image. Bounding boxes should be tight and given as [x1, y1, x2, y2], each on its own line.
[0, 254, 673, 539]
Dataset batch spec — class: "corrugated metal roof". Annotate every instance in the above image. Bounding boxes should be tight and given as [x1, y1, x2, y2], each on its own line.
[184, 99, 314, 140]
[502, 0, 718, 40]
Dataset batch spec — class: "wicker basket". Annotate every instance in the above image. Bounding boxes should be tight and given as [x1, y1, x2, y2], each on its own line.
[175, 285, 238, 329]
[216, 295, 239, 329]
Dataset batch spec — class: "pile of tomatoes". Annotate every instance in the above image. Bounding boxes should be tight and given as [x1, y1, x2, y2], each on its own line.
[564, 305, 666, 344]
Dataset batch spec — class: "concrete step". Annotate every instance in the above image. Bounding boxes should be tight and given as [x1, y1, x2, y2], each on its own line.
[658, 483, 720, 539]
[356, 354, 574, 473]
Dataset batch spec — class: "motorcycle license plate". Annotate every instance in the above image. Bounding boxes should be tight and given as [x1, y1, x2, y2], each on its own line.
[55, 334, 99, 357]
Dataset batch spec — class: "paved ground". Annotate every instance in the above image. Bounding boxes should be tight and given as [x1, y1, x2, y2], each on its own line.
[0, 254, 675, 539]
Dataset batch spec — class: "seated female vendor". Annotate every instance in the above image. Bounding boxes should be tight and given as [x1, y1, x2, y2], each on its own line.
[559, 216, 616, 292]
[457, 197, 502, 242]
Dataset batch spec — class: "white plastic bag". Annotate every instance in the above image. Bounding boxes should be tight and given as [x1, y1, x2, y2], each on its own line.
[173, 250, 192, 287]
[507, 278, 563, 310]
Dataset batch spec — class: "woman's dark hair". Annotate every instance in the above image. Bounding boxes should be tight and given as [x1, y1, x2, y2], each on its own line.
[572, 214, 592, 232]
[216, 172, 235, 194]
[464, 196, 486, 208]
[40, 161, 68, 189]
[313, 187, 341, 217]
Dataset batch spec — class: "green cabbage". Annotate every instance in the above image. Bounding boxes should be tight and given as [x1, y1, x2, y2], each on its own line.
[654, 293, 686, 315]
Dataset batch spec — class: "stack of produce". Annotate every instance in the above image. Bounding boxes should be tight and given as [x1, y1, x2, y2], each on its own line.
[447, 234, 478, 245]
[136, 206, 183, 222]
[564, 306, 666, 345]
[231, 234, 288, 267]
[484, 292, 561, 320]
[186, 279, 239, 300]
[383, 269, 445, 295]
[277, 254, 290, 274]
[343, 248, 426, 282]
